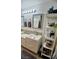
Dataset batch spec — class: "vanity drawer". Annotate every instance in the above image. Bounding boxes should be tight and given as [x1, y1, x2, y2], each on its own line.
[21, 35, 42, 53]
[26, 42, 38, 53]
[26, 39, 38, 48]
[21, 38, 27, 47]
[25, 38, 39, 53]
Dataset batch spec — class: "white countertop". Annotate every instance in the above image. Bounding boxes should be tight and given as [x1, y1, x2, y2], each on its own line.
[21, 33, 42, 41]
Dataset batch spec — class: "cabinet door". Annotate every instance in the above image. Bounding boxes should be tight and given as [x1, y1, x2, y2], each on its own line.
[21, 38, 27, 47]
[26, 38, 39, 53]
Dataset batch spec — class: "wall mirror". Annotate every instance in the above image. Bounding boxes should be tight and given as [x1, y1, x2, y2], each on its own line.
[21, 16, 24, 27]
[32, 14, 42, 29]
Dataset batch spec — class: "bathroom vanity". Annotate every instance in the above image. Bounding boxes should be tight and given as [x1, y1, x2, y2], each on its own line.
[21, 33, 42, 53]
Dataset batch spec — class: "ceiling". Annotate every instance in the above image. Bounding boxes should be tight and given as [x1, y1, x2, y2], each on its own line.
[21, 0, 56, 9]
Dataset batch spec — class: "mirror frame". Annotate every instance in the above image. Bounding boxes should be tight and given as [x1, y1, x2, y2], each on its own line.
[32, 14, 43, 29]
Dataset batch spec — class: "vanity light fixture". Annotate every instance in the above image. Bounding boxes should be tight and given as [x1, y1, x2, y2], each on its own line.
[23, 9, 36, 14]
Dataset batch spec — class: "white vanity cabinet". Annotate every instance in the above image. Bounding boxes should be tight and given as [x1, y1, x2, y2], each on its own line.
[21, 34, 42, 53]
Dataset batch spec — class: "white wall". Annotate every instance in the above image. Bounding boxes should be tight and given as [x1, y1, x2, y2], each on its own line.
[21, 0, 57, 26]
[21, 0, 57, 15]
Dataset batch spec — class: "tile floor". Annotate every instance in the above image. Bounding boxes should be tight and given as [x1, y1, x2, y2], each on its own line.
[21, 47, 48, 59]
[21, 47, 57, 59]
